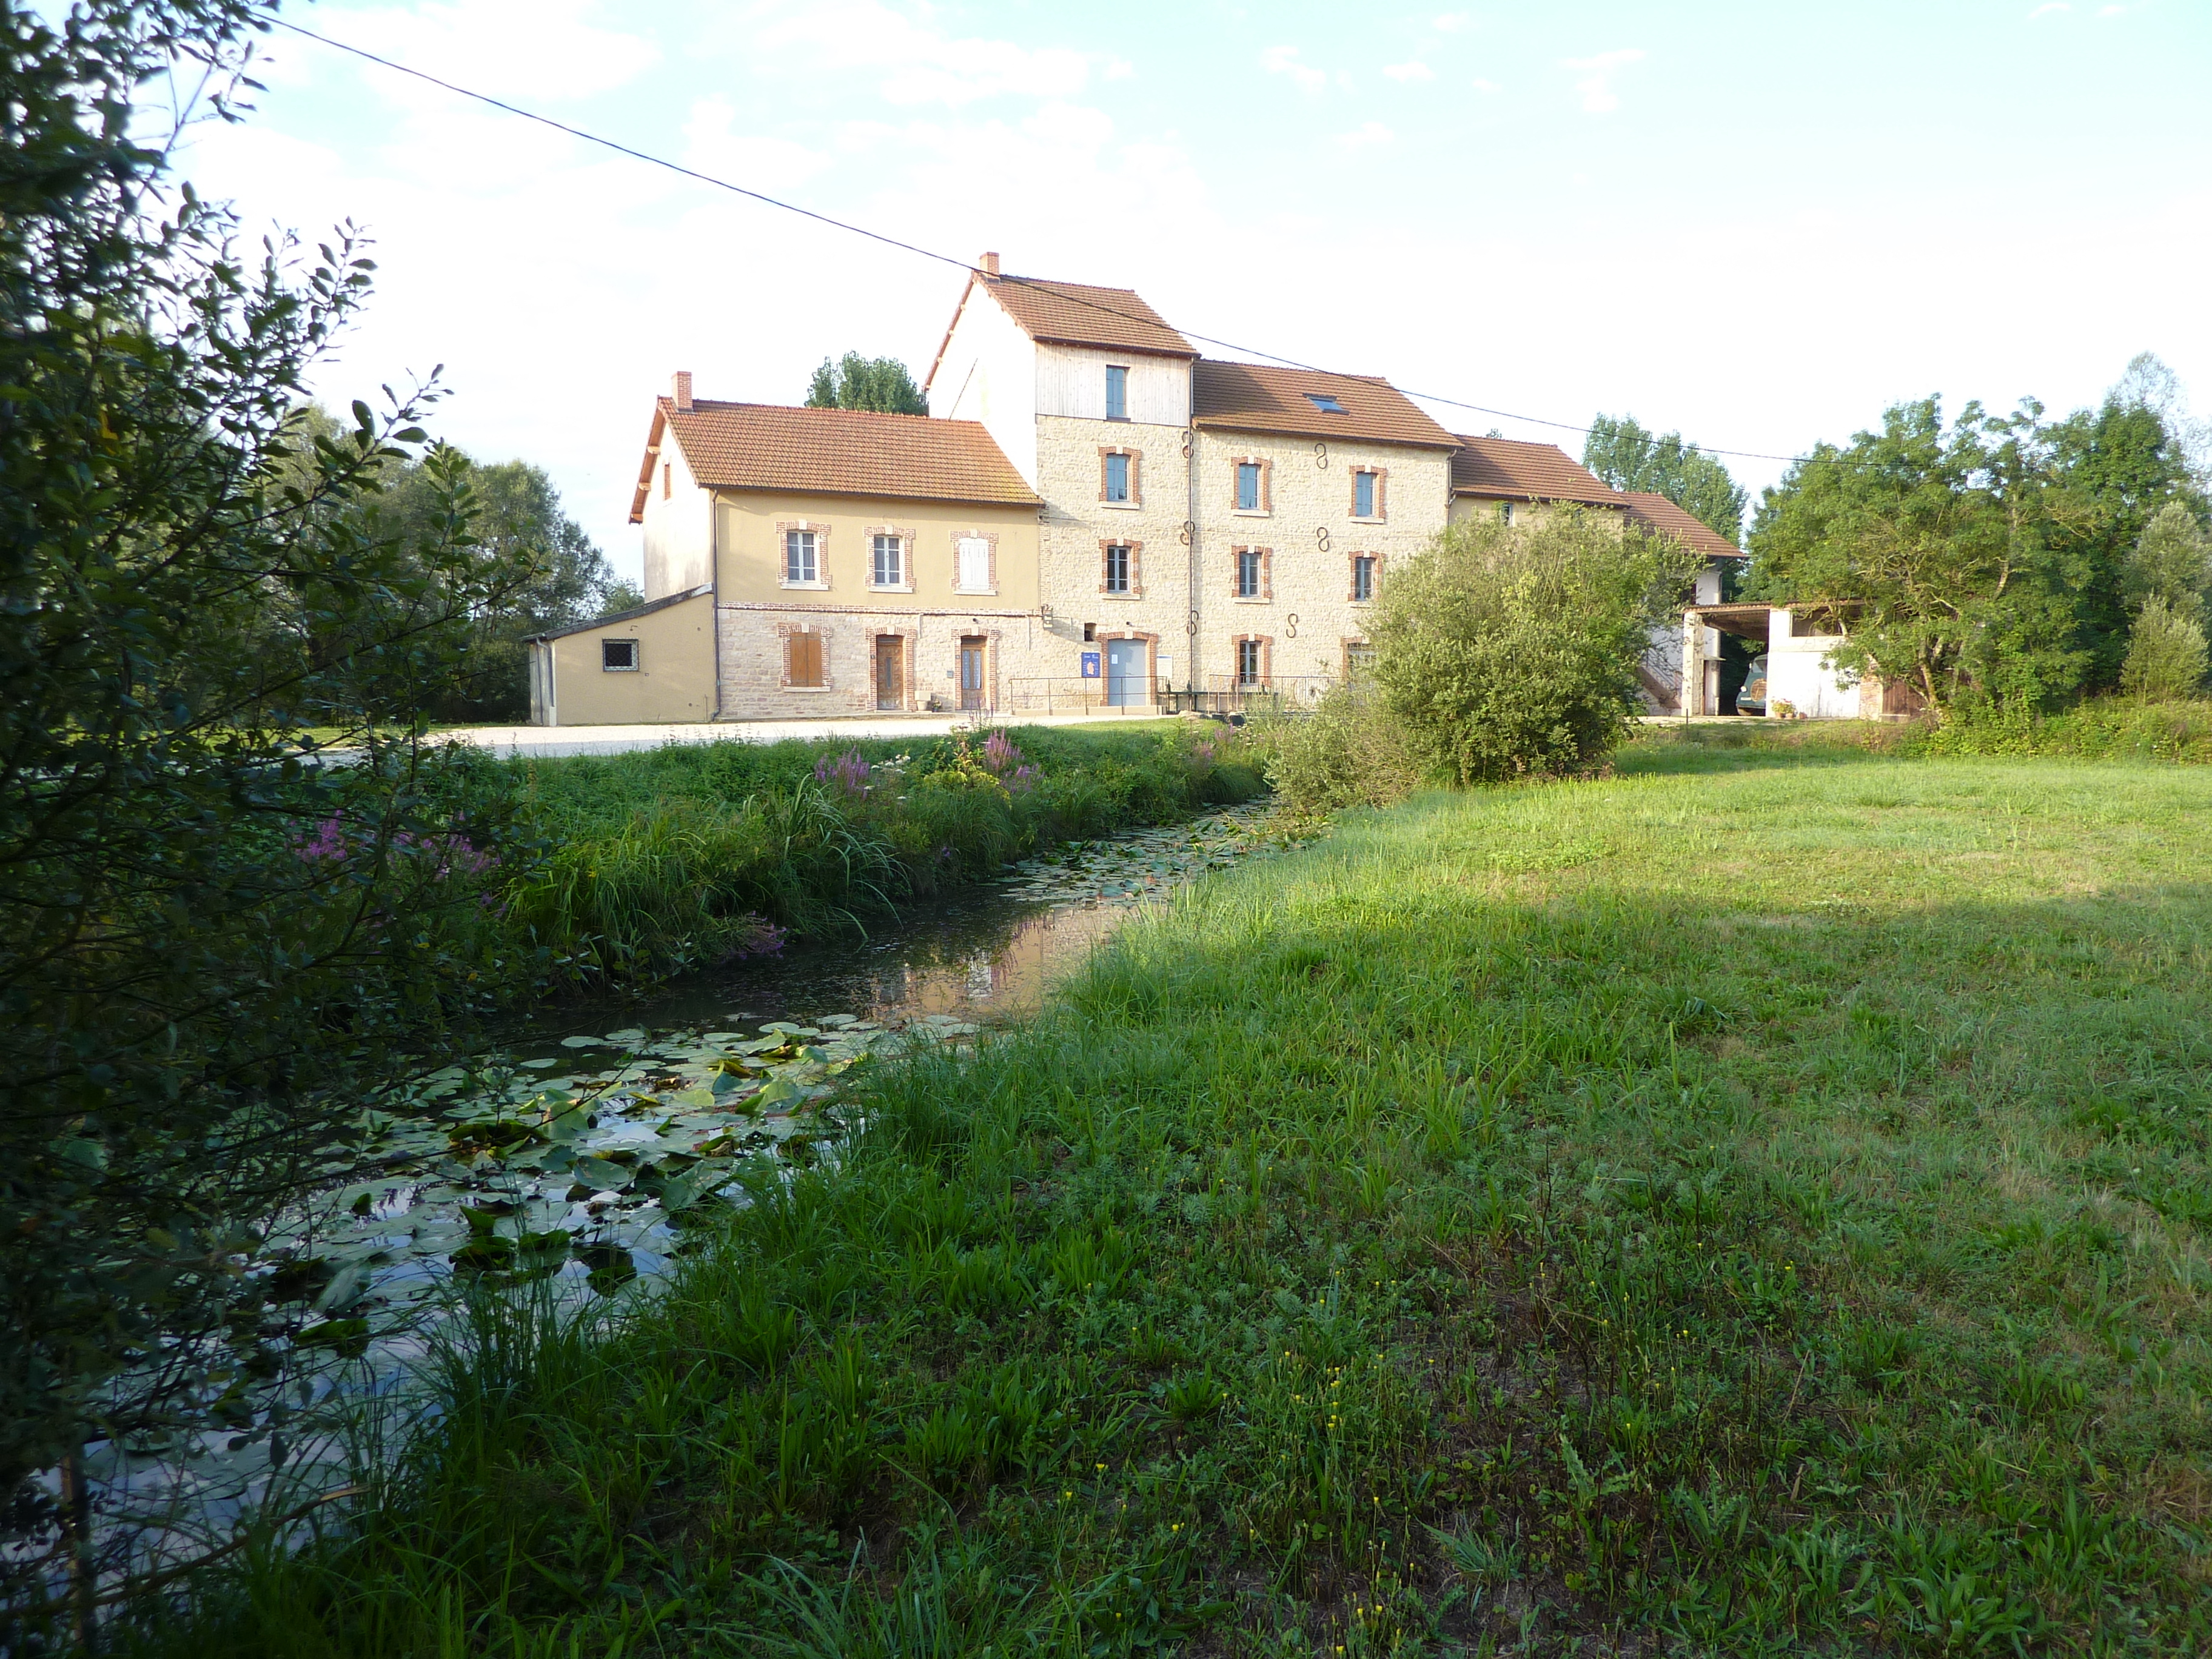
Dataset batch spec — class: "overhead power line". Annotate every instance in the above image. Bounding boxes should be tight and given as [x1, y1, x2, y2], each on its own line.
[269, 18, 1811, 466]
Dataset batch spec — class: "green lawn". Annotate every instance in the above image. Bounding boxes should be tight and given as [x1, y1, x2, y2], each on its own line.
[147, 736, 2212, 1656]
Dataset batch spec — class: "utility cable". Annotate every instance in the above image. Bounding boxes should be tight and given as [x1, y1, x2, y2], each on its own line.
[269, 18, 1809, 466]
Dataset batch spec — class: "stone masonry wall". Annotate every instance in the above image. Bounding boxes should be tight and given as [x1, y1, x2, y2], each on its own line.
[1034, 413, 1195, 697]
[1191, 431, 1452, 694]
[712, 604, 1073, 721]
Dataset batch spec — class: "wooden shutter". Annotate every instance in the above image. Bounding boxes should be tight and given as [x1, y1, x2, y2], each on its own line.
[788, 632, 823, 687]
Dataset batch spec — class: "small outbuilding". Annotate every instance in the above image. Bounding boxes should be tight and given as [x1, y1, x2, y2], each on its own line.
[1677, 600, 1923, 719]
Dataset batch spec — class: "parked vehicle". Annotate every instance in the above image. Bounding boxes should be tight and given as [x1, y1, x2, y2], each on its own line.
[1737, 654, 1769, 716]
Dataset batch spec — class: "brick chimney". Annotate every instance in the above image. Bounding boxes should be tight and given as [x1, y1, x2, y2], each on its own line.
[671, 370, 693, 412]
[978, 250, 1000, 278]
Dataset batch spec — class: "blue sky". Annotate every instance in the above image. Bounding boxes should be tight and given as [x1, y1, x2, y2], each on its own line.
[181, 0, 2212, 581]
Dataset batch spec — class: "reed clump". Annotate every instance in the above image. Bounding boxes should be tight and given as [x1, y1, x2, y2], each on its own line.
[498, 722, 1267, 975]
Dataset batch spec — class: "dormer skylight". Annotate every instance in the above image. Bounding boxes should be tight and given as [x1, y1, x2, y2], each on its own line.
[1304, 393, 1346, 414]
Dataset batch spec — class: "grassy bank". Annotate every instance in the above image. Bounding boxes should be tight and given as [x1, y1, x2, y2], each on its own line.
[138, 744, 2212, 1655]
[491, 722, 1267, 976]
[1632, 697, 2212, 768]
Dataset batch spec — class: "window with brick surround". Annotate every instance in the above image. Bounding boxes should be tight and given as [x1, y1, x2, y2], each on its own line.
[1104, 543, 1132, 594]
[1105, 364, 1128, 421]
[1345, 640, 1376, 679]
[871, 534, 904, 588]
[1351, 554, 1376, 603]
[1236, 463, 1261, 511]
[1104, 451, 1131, 503]
[786, 631, 824, 688]
[784, 529, 819, 585]
[1352, 468, 1384, 520]
[1236, 548, 1266, 599]
[1236, 637, 1267, 687]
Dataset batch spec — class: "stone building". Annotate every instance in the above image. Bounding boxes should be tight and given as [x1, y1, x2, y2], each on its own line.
[528, 254, 1751, 724]
[1186, 360, 1458, 698]
[529, 380, 1044, 723]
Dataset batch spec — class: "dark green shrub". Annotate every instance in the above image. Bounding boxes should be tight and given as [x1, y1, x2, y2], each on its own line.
[1370, 513, 1698, 784]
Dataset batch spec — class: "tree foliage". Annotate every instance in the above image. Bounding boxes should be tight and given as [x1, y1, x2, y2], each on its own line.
[1368, 513, 1697, 785]
[0, 0, 542, 1604]
[1583, 413, 1748, 544]
[367, 445, 622, 720]
[804, 351, 927, 415]
[2126, 501, 2212, 619]
[1746, 384, 2204, 715]
[2120, 599, 2210, 701]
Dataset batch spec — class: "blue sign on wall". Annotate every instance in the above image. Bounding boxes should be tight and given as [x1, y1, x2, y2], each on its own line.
[1081, 651, 1101, 679]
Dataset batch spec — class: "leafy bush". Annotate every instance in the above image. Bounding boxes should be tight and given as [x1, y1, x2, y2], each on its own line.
[0, 1, 547, 1608]
[2120, 597, 2210, 701]
[1258, 685, 1426, 815]
[1368, 512, 1697, 784]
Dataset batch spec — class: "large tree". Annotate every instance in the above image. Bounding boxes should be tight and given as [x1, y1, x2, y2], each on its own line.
[805, 351, 927, 415]
[1744, 384, 2202, 714]
[367, 447, 622, 720]
[1583, 414, 1749, 544]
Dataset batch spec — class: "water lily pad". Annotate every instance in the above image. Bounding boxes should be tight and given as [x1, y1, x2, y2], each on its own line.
[574, 1242, 637, 1296]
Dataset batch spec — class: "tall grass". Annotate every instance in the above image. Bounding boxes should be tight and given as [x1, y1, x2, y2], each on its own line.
[117, 745, 2212, 1655]
[494, 723, 1267, 976]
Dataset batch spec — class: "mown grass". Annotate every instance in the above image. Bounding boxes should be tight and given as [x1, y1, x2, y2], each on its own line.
[132, 743, 2212, 1655]
[1631, 697, 2212, 768]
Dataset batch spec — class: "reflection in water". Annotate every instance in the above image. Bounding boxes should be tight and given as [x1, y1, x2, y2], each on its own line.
[520, 802, 1286, 1042]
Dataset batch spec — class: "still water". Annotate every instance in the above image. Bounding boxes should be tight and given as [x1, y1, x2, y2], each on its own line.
[514, 799, 1292, 1041]
[47, 802, 1296, 1597]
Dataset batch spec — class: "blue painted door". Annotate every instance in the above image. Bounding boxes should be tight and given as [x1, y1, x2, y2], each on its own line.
[1105, 639, 1145, 706]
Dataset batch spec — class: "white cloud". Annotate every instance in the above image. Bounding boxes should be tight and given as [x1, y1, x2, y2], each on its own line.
[1261, 44, 1327, 92]
[1434, 12, 1471, 31]
[1382, 61, 1436, 82]
[1562, 47, 1644, 114]
[1472, 77, 1501, 93]
[2028, 2, 2071, 14]
[2097, 4, 2126, 14]
[681, 98, 832, 192]
[337, 0, 659, 102]
[1337, 121, 1395, 150]
[749, 0, 1101, 107]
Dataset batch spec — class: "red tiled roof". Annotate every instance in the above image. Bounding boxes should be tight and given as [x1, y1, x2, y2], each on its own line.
[629, 399, 1039, 522]
[1192, 360, 1458, 450]
[1621, 491, 1746, 559]
[1449, 435, 1625, 506]
[986, 273, 1196, 358]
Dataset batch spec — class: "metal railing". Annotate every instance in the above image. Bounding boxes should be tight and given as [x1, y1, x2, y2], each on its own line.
[999, 674, 1347, 719]
[1002, 677, 1154, 716]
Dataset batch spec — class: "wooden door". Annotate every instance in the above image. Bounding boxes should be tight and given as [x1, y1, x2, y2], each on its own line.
[959, 637, 987, 711]
[874, 635, 903, 711]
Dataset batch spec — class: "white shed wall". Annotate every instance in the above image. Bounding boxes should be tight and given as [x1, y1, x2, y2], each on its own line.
[1766, 609, 1863, 719]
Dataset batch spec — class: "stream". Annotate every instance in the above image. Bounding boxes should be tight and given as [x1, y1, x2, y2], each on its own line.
[43, 801, 1301, 1599]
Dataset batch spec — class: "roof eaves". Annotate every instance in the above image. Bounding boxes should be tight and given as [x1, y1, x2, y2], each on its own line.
[700, 478, 1042, 509]
[1190, 412, 1460, 449]
[526, 583, 713, 643]
[923, 270, 984, 397]
[628, 401, 670, 524]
